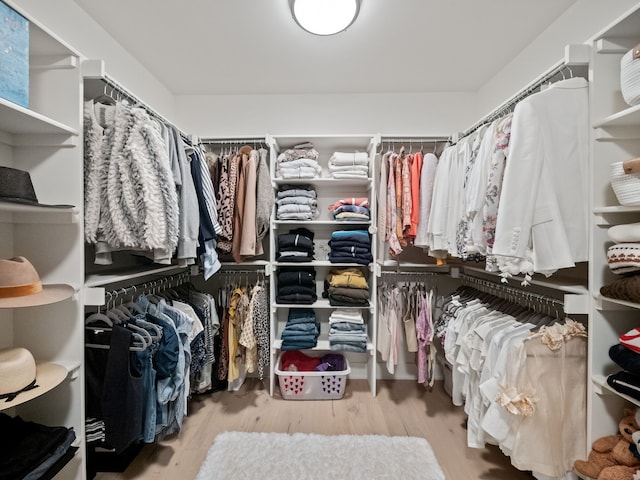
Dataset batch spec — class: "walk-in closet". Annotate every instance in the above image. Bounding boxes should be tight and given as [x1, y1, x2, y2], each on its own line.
[3, 1, 640, 479]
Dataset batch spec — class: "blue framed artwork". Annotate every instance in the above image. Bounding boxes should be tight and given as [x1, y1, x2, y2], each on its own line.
[0, 1, 28, 108]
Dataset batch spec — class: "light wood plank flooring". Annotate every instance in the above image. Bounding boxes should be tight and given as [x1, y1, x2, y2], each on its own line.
[94, 379, 533, 480]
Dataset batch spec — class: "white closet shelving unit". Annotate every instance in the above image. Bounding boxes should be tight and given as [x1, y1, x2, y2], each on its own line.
[267, 134, 380, 396]
[588, 2, 640, 447]
[0, 1, 85, 479]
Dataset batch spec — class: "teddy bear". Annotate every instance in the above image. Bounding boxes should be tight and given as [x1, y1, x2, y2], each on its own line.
[574, 408, 640, 480]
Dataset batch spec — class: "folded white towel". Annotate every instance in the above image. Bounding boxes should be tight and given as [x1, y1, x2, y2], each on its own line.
[330, 151, 369, 165]
[328, 165, 369, 173]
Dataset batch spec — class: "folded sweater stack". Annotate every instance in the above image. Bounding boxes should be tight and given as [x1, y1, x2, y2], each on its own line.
[329, 309, 367, 353]
[276, 143, 321, 179]
[328, 229, 372, 265]
[276, 184, 318, 221]
[277, 227, 315, 262]
[276, 266, 317, 304]
[280, 308, 319, 351]
[323, 267, 370, 307]
[328, 197, 370, 222]
[328, 151, 370, 179]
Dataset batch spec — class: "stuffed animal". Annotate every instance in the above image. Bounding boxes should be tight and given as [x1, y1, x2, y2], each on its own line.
[574, 408, 640, 480]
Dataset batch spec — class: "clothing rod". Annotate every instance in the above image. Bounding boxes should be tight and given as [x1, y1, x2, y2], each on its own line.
[460, 273, 564, 313]
[199, 137, 267, 145]
[379, 136, 449, 144]
[97, 74, 190, 140]
[457, 61, 575, 141]
[103, 271, 191, 302]
[379, 271, 438, 278]
[218, 269, 265, 274]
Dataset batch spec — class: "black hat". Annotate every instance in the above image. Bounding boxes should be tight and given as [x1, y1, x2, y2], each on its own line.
[0, 166, 73, 208]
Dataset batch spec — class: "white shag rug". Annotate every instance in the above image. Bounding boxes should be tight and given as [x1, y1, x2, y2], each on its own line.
[196, 431, 446, 480]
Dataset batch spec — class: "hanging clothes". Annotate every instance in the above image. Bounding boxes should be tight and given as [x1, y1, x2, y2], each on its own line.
[492, 77, 589, 283]
[83, 99, 180, 265]
[434, 285, 587, 478]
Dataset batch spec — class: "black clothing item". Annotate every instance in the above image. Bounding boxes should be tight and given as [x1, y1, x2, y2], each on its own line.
[277, 270, 316, 287]
[276, 254, 314, 262]
[277, 285, 317, 297]
[278, 233, 314, 252]
[607, 370, 640, 401]
[610, 343, 640, 375]
[276, 292, 317, 304]
[0, 414, 70, 480]
[102, 325, 144, 453]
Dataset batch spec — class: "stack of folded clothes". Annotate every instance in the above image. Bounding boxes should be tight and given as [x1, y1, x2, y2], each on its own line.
[276, 142, 321, 179]
[276, 266, 317, 304]
[323, 267, 370, 306]
[280, 308, 320, 350]
[328, 197, 371, 222]
[600, 222, 640, 303]
[329, 309, 367, 353]
[328, 229, 372, 265]
[276, 184, 319, 221]
[0, 414, 78, 480]
[276, 228, 315, 262]
[607, 328, 640, 401]
[328, 151, 370, 179]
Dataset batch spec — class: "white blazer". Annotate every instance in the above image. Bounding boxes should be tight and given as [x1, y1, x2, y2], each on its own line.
[492, 77, 589, 278]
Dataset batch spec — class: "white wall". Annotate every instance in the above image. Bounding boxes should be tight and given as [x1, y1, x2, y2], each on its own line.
[475, 0, 640, 123]
[11, 0, 176, 122]
[175, 92, 476, 138]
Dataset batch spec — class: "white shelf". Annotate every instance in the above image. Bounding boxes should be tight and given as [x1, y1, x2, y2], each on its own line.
[220, 260, 270, 267]
[593, 205, 640, 214]
[0, 202, 79, 224]
[596, 293, 640, 311]
[84, 265, 188, 288]
[593, 374, 640, 408]
[273, 299, 370, 309]
[0, 96, 78, 136]
[274, 261, 370, 268]
[594, 104, 640, 129]
[273, 339, 373, 352]
[273, 177, 373, 188]
[273, 220, 371, 226]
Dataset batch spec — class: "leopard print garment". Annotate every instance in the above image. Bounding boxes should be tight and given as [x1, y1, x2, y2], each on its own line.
[217, 153, 238, 253]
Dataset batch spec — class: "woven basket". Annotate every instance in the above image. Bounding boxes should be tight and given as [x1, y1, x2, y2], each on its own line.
[621, 44, 640, 106]
[611, 161, 640, 206]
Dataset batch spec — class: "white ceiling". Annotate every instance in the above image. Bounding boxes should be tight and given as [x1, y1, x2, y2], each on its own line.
[72, 0, 578, 96]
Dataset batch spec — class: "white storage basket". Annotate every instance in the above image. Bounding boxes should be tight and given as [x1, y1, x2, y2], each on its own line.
[610, 160, 640, 206]
[621, 44, 640, 106]
[275, 352, 350, 400]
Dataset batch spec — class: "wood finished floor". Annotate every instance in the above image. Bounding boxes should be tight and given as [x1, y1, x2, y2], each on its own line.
[94, 379, 533, 480]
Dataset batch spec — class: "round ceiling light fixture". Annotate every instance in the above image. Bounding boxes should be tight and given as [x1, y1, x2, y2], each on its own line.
[290, 0, 360, 36]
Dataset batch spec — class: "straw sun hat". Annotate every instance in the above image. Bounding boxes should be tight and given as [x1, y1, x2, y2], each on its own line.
[0, 347, 67, 410]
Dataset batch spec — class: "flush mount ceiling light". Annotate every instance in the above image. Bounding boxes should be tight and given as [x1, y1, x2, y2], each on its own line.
[290, 0, 360, 36]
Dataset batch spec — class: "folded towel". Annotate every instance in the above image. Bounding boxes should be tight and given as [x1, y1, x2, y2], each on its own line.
[329, 151, 369, 165]
[278, 166, 321, 179]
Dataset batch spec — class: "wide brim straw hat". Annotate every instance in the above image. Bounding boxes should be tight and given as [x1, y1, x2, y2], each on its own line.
[0, 347, 67, 411]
